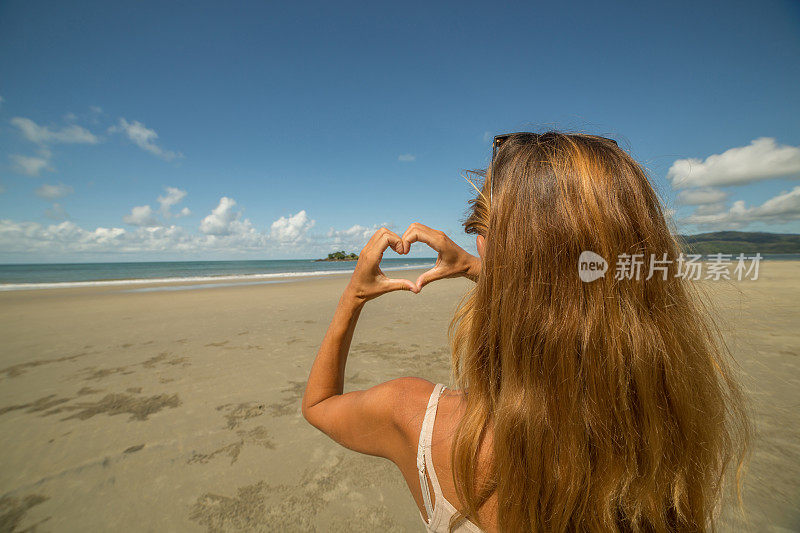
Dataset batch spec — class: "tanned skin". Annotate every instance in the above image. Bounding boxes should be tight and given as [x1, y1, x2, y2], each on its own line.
[301, 223, 483, 521]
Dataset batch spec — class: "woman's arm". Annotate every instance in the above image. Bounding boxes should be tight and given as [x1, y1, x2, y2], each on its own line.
[301, 224, 480, 460]
[301, 228, 422, 459]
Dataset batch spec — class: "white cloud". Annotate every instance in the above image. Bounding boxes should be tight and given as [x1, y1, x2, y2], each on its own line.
[157, 187, 188, 216]
[398, 154, 416, 162]
[676, 187, 728, 206]
[0, 95, 4, 109]
[9, 116, 96, 175]
[0, 219, 266, 258]
[11, 117, 99, 145]
[692, 203, 727, 216]
[111, 118, 182, 161]
[0, 220, 121, 253]
[0, 220, 182, 255]
[320, 224, 390, 255]
[44, 203, 69, 221]
[270, 210, 315, 244]
[122, 187, 190, 228]
[325, 224, 376, 243]
[35, 183, 74, 199]
[10, 152, 52, 176]
[668, 138, 800, 189]
[200, 197, 255, 236]
[682, 186, 800, 229]
[0, 198, 387, 260]
[123, 205, 161, 227]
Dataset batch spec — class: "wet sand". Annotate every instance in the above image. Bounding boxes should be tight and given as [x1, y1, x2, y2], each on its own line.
[0, 264, 798, 531]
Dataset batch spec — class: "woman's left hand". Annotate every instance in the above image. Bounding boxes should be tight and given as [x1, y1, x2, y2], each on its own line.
[401, 223, 481, 289]
[344, 228, 419, 303]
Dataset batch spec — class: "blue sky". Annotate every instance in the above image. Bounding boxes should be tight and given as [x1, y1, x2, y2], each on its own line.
[1, 0, 799, 262]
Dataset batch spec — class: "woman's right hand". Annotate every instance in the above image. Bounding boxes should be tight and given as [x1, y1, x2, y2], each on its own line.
[400, 223, 481, 290]
[344, 228, 418, 303]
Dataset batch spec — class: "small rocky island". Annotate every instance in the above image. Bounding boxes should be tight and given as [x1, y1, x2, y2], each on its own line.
[315, 250, 359, 262]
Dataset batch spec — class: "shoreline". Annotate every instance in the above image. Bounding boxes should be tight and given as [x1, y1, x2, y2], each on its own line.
[4, 254, 799, 292]
[0, 263, 435, 293]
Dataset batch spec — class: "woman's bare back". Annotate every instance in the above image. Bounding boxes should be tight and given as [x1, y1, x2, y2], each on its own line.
[394, 383, 499, 532]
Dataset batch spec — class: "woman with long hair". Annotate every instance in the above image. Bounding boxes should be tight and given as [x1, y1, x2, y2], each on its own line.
[302, 132, 750, 532]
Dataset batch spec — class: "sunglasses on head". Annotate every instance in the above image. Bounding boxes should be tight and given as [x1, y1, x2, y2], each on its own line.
[489, 132, 618, 204]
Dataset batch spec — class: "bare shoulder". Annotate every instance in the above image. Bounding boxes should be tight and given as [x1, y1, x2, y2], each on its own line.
[375, 377, 436, 438]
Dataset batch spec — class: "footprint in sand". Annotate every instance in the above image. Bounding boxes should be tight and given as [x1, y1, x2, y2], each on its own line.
[77, 387, 104, 396]
[189, 452, 402, 532]
[140, 353, 168, 368]
[80, 366, 130, 381]
[140, 353, 190, 369]
[166, 356, 189, 365]
[44, 391, 181, 422]
[220, 344, 264, 351]
[216, 402, 266, 429]
[267, 381, 306, 417]
[0, 394, 71, 416]
[0, 494, 50, 532]
[187, 426, 274, 465]
[0, 387, 101, 416]
[1, 351, 95, 379]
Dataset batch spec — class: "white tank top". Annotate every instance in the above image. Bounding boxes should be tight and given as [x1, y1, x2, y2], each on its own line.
[417, 383, 484, 532]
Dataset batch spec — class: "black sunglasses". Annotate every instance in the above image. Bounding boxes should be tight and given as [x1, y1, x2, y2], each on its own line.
[489, 132, 617, 203]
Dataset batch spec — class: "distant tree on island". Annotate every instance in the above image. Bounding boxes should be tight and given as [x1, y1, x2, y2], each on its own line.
[316, 250, 359, 261]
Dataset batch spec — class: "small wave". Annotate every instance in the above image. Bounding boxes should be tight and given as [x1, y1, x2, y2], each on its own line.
[0, 263, 434, 292]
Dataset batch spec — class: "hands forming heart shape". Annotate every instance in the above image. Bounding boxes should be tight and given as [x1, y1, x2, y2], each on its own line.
[344, 223, 481, 303]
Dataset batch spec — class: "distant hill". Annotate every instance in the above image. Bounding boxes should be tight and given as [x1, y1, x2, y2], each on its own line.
[676, 231, 800, 254]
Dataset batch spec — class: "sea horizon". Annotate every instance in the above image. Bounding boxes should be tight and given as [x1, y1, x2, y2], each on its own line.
[0, 257, 438, 291]
[2, 254, 799, 292]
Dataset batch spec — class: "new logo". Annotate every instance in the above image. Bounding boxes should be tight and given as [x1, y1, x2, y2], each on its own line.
[578, 251, 608, 282]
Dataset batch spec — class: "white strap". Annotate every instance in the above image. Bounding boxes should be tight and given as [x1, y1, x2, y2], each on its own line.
[417, 383, 447, 524]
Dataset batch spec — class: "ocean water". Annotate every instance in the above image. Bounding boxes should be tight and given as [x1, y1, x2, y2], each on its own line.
[1, 254, 797, 292]
[0, 258, 437, 291]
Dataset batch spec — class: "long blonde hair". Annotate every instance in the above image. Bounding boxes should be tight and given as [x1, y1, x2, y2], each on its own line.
[449, 132, 750, 532]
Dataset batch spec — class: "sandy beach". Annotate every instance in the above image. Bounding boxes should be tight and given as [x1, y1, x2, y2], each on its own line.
[1, 263, 798, 532]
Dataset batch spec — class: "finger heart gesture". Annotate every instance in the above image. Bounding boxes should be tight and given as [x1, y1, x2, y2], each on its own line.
[400, 223, 480, 290]
[345, 224, 481, 303]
